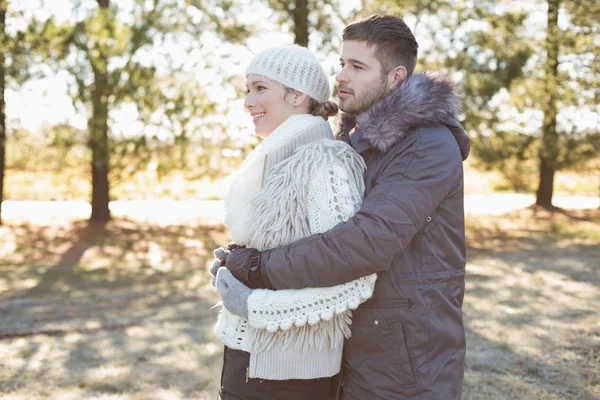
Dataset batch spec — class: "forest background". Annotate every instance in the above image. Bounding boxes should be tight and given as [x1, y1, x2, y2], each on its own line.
[0, 0, 598, 399]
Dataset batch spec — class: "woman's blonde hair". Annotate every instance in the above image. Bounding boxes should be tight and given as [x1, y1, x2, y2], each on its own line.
[308, 98, 338, 120]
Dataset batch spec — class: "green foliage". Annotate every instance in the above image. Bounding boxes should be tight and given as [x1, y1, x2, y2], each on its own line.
[7, 124, 89, 173]
[186, 0, 256, 42]
[9, 0, 252, 211]
[255, 0, 347, 51]
[5, 0, 598, 203]
[2, 2, 46, 86]
[5, 124, 243, 200]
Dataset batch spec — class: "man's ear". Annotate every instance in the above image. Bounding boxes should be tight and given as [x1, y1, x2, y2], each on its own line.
[388, 65, 408, 91]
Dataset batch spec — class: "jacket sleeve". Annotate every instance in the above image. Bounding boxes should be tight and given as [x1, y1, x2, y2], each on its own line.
[247, 162, 377, 331]
[262, 129, 464, 289]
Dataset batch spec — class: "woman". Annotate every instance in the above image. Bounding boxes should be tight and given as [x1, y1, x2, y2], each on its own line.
[212, 46, 376, 400]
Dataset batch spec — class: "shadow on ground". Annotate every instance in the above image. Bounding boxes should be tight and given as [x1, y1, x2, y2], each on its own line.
[1, 218, 227, 299]
[0, 209, 598, 399]
[462, 208, 600, 399]
[0, 218, 228, 399]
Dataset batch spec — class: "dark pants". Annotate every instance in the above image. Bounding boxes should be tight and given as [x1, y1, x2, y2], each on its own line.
[218, 346, 335, 400]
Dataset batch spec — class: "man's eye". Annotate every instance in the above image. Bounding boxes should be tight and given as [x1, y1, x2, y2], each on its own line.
[257, 86, 266, 91]
[339, 62, 345, 68]
[353, 65, 363, 70]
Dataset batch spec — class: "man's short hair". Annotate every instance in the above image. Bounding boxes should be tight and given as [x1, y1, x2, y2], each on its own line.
[342, 15, 419, 76]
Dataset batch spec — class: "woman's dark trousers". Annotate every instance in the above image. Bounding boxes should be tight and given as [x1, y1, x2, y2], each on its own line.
[218, 346, 334, 400]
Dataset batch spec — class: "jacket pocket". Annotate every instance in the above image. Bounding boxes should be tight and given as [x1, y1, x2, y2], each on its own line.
[388, 320, 418, 387]
[343, 301, 421, 398]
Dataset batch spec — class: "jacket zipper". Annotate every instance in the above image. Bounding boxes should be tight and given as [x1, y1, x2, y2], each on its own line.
[246, 367, 249, 383]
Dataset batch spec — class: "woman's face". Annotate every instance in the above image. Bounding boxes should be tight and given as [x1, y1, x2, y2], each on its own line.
[244, 74, 297, 138]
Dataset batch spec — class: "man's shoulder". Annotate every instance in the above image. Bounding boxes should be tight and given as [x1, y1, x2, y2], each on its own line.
[416, 124, 454, 140]
[417, 122, 469, 160]
[381, 124, 463, 165]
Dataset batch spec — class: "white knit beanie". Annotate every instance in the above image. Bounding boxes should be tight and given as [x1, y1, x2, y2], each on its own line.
[246, 46, 331, 103]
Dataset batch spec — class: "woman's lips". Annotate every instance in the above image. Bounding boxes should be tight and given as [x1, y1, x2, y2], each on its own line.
[252, 112, 266, 123]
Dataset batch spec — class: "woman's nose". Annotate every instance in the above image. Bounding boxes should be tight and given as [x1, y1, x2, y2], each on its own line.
[244, 94, 254, 110]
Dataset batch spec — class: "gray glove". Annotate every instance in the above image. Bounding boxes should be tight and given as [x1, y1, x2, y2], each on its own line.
[210, 247, 230, 287]
[216, 268, 252, 318]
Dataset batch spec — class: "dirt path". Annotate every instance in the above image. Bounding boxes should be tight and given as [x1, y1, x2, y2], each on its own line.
[462, 209, 600, 399]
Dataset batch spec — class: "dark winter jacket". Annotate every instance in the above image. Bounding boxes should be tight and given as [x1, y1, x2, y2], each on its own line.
[259, 72, 470, 399]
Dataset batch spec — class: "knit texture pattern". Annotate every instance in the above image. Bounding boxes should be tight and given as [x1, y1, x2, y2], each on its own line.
[308, 164, 361, 232]
[246, 46, 330, 102]
[215, 114, 377, 380]
[248, 273, 377, 334]
[246, 139, 376, 359]
[222, 114, 328, 246]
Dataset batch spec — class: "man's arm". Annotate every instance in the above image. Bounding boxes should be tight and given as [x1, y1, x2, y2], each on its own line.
[228, 128, 464, 289]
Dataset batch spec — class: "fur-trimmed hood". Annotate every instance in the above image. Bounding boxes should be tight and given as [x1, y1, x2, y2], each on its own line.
[338, 72, 470, 159]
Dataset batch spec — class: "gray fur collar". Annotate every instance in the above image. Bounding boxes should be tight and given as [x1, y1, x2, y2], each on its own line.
[338, 72, 462, 152]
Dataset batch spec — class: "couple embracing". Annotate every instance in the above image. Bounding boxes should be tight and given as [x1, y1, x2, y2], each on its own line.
[210, 14, 470, 400]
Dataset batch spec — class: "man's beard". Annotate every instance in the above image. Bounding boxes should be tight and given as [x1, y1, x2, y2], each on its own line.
[340, 75, 389, 115]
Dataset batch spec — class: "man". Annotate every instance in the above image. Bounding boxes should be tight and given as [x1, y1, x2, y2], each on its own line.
[214, 14, 470, 400]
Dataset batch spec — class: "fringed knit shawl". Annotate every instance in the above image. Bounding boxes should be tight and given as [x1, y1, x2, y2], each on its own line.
[247, 138, 366, 355]
[216, 113, 375, 380]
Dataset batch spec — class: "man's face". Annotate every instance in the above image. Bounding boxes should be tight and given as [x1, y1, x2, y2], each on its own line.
[336, 40, 389, 115]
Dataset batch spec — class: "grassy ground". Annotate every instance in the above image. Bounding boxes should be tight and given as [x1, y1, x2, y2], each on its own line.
[463, 208, 600, 400]
[0, 218, 228, 400]
[0, 205, 599, 399]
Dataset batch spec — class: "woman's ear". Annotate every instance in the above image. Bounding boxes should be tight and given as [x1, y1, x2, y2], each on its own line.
[285, 90, 308, 107]
[293, 92, 308, 107]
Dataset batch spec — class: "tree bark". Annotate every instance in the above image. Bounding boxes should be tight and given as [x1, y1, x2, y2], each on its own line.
[0, 0, 6, 225]
[90, 0, 111, 221]
[535, 0, 560, 209]
[292, 0, 309, 47]
[90, 84, 110, 221]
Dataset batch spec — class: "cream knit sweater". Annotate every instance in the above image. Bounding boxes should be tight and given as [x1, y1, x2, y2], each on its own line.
[216, 114, 377, 380]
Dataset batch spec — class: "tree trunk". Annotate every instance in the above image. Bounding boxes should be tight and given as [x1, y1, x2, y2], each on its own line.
[292, 0, 309, 47]
[90, 0, 111, 221]
[90, 89, 110, 221]
[535, 0, 560, 209]
[0, 0, 6, 225]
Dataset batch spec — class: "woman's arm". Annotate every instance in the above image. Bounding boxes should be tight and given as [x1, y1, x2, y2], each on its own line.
[247, 274, 376, 331]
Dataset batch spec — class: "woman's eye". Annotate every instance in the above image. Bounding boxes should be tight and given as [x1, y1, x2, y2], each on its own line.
[257, 86, 266, 91]
[353, 65, 362, 70]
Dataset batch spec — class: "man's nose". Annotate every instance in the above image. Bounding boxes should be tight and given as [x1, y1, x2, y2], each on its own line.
[336, 66, 349, 83]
